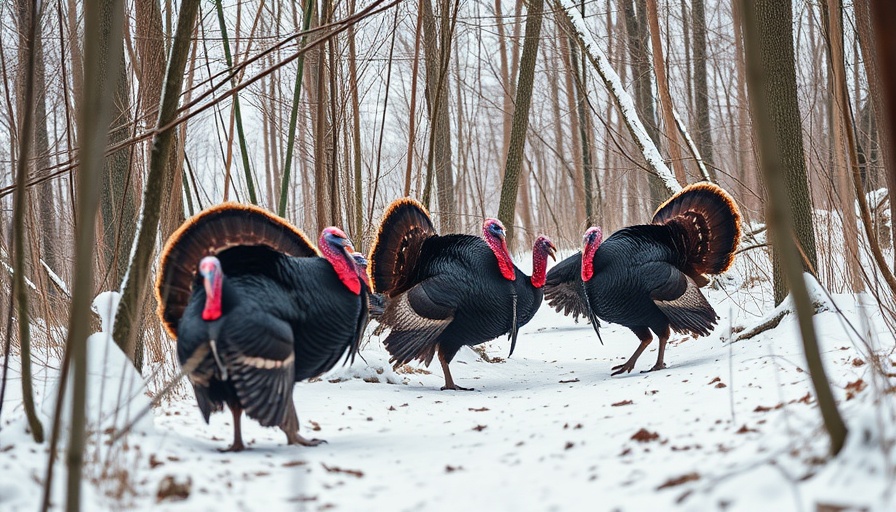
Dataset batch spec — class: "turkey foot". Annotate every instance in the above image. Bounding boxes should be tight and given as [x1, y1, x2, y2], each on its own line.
[279, 398, 326, 447]
[641, 362, 667, 373]
[612, 336, 652, 376]
[610, 361, 637, 376]
[292, 433, 327, 447]
[441, 384, 474, 391]
[219, 440, 246, 453]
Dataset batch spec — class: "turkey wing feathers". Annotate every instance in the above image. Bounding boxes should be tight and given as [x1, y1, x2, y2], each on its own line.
[381, 280, 456, 366]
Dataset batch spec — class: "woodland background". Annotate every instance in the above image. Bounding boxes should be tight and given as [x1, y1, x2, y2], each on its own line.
[1, 0, 896, 508]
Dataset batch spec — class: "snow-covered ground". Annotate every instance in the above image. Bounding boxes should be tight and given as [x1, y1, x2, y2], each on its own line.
[2, 270, 895, 511]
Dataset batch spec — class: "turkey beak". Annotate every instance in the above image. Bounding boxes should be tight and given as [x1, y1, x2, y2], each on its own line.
[547, 242, 557, 261]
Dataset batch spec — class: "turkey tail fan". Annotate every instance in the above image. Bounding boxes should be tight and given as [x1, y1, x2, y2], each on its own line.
[368, 198, 436, 296]
[156, 202, 318, 338]
[652, 182, 742, 281]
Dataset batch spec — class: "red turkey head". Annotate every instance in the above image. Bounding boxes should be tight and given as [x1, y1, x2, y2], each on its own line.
[199, 256, 224, 321]
[580, 226, 603, 282]
[351, 251, 373, 290]
[531, 235, 556, 288]
[320, 227, 362, 295]
[482, 218, 516, 281]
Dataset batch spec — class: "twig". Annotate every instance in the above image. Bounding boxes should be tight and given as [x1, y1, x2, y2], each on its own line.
[109, 344, 209, 446]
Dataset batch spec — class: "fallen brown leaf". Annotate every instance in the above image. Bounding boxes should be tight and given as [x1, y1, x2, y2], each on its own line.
[657, 472, 700, 490]
[321, 463, 364, 478]
[559, 378, 580, 384]
[612, 400, 633, 407]
[631, 428, 659, 443]
[156, 475, 191, 503]
[736, 424, 758, 434]
[845, 379, 867, 400]
[468, 407, 490, 412]
[472, 425, 487, 432]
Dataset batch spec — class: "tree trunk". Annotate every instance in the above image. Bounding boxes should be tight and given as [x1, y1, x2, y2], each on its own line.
[740, 0, 847, 457]
[855, 1, 896, 265]
[421, 0, 456, 231]
[692, 0, 715, 174]
[113, 0, 201, 369]
[622, 0, 665, 208]
[98, 50, 137, 289]
[11, 0, 45, 445]
[743, 0, 819, 305]
[497, 0, 544, 243]
[823, 0, 864, 293]
[645, 0, 687, 185]
[66, 0, 127, 506]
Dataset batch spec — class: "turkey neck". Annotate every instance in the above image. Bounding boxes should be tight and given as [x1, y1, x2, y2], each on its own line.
[530, 248, 550, 289]
[320, 239, 362, 295]
[484, 234, 516, 282]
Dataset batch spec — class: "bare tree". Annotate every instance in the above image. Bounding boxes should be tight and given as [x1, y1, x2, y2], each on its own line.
[497, 0, 544, 243]
[113, 0, 201, 368]
[740, 0, 846, 456]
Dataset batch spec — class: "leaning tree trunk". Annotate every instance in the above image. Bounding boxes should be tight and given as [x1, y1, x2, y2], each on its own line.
[138, 0, 184, 241]
[66, 0, 127, 507]
[740, 0, 846, 457]
[11, 0, 45, 444]
[113, 0, 201, 369]
[497, 0, 544, 244]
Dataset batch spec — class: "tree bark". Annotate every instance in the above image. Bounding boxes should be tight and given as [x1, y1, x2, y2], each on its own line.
[421, 0, 456, 231]
[822, 0, 863, 293]
[497, 0, 544, 243]
[11, 0, 45, 445]
[741, 0, 819, 305]
[622, 0, 665, 207]
[113, 0, 201, 369]
[645, 0, 687, 185]
[855, 1, 896, 264]
[740, 0, 847, 456]
[66, 0, 127, 506]
[692, 0, 715, 173]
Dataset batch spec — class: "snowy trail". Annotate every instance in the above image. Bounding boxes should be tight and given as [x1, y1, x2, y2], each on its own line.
[2, 283, 893, 511]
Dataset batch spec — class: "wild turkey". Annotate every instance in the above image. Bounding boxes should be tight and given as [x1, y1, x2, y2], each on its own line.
[369, 198, 555, 390]
[544, 182, 741, 375]
[156, 203, 367, 450]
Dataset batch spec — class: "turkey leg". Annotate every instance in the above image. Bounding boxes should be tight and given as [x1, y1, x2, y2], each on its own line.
[611, 327, 653, 376]
[279, 398, 326, 447]
[439, 350, 473, 391]
[644, 326, 670, 373]
[220, 405, 246, 452]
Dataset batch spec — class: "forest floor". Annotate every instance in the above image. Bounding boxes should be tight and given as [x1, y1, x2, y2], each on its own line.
[1, 266, 895, 511]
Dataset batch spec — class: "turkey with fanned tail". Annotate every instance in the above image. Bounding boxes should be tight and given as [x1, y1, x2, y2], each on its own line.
[156, 203, 367, 451]
[369, 198, 555, 390]
[544, 182, 741, 375]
